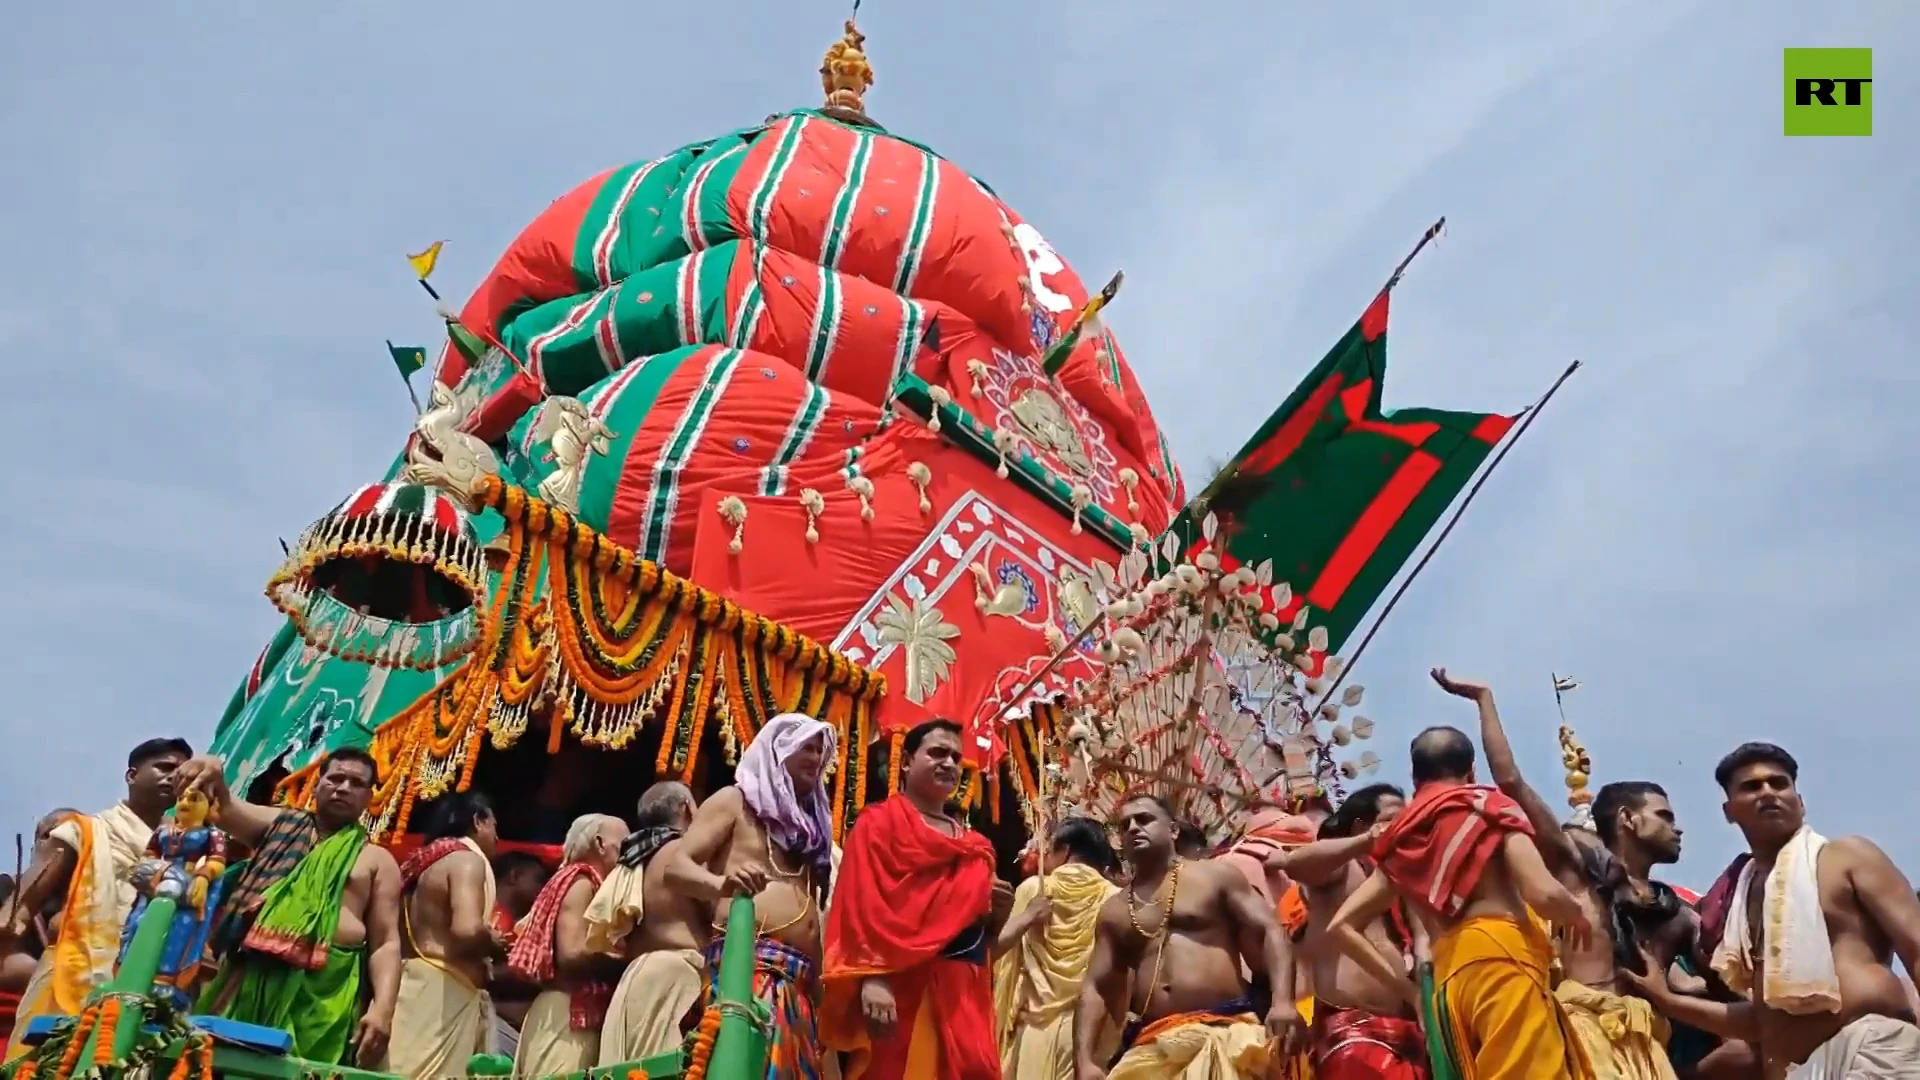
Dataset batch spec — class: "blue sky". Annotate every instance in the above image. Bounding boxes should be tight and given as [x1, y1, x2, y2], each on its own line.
[1, 2, 1911, 887]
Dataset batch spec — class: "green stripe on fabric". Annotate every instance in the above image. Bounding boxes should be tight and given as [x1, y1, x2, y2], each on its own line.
[803, 264, 843, 384]
[572, 351, 701, 534]
[892, 149, 940, 295]
[820, 132, 874, 269]
[760, 382, 832, 496]
[729, 118, 811, 349]
[572, 159, 652, 290]
[501, 288, 619, 398]
[682, 138, 753, 252]
[639, 349, 743, 561]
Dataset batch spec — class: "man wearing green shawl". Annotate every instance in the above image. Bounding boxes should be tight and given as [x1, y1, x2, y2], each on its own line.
[179, 749, 402, 1066]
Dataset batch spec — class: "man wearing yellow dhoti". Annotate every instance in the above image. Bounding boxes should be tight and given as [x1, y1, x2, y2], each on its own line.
[1075, 795, 1304, 1080]
[0, 738, 191, 1063]
[379, 792, 501, 1079]
[505, 813, 626, 1077]
[994, 818, 1120, 1079]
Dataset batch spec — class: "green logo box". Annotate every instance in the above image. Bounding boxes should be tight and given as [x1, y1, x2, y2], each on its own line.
[1784, 48, 1873, 136]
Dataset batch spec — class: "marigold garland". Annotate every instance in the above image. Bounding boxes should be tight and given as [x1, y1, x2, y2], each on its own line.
[681, 1004, 724, 1080]
[272, 475, 888, 840]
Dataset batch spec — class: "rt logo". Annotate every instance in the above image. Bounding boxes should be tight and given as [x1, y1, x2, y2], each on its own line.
[1784, 48, 1872, 136]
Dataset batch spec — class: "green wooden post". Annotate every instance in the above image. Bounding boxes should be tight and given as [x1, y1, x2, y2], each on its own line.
[704, 896, 767, 1079]
[70, 895, 176, 1070]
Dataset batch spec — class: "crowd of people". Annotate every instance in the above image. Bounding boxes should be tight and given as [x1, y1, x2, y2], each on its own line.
[1, 671, 1918, 1079]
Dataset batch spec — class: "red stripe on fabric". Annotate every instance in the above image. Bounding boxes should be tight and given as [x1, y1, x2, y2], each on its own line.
[1238, 374, 1346, 476]
[1470, 413, 1515, 444]
[431, 494, 458, 534]
[344, 485, 383, 518]
[1360, 291, 1389, 342]
[1348, 418, 1439, 446]
[1338, 380, 1372, 423]
[1306, 450, 1442, 611]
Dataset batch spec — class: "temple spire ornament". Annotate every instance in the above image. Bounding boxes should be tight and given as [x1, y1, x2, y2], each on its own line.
[820, 19, 875, 117]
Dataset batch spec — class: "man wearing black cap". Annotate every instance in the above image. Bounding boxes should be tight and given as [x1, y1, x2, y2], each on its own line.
[0, 736, 191, 1062]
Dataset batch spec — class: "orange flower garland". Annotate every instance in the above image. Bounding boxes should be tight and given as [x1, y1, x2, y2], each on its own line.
[681, 1004, 724, 1080]
[91, 997, 121, 1068]
[269, 474, 888, 840]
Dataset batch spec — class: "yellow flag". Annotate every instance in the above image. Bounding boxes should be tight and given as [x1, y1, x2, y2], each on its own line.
[407, 240, 445, 280]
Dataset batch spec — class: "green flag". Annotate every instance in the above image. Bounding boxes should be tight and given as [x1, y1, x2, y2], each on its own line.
[387, 340, 427, 379]
[1169, 290, 1514, 655]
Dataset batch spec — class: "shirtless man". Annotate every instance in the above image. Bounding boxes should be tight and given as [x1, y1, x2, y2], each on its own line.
[1270, 783, 1427, 1078]
[667, 713, 842, 1074]
[1327, 702, 1593, 1079]
[385, 791, 502, 1078]
[1628, 742, 1920, 1079]
[1075, 794, 1303, 1080]
[1429, 668, 1685, 1079]
[594, 781, 707, 1065]
[177, 749, 402, 1066]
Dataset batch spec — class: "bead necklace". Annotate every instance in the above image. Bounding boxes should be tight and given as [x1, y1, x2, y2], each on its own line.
[1126, 858, 1182, 1018]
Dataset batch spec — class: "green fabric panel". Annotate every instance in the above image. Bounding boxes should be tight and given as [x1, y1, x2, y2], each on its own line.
[569, 144, 710, 288]
[210, 640, 457, 795]
[1167, 310, 1507, 654]
[213, 621, 299, 745]
[498, 243, 739, 400]
[1313, 429, 1493, 649]
[572, 347, 707, 534]
[675, 134, 754, 252]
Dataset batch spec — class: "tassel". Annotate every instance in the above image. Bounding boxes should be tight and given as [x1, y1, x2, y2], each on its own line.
[717, 496, 748, 555]
[907, 462, 933, 513]
[800, 488, 826, 543]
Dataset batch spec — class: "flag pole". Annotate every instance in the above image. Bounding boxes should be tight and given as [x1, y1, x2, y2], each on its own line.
[408, 247, 535, 380]
[1308, 358, 1583, 709]
[1380, 217, 1447, 296]
[386, 339, 426, 415]
[1187, 218, 1446, 519]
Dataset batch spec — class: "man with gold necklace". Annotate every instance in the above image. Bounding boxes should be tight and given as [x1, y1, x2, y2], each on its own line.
[666, 713, 839, 1078]
[1075, 794, 1305, 1080]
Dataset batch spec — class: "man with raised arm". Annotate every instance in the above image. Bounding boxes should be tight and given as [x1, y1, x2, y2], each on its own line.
[175, 749, 401, 1067]
[994, 816, 1120, 1079]
[506, 813, 626, 1077]
[1429, 668, 1684, 1080]
[669, 714, 840, 1077]
[1268, 782, 1428, 1079]
[590, 781, 701, 1066]
[1072, 794, 1304, 1080]
[821, 717, 1015, 1079]
[1625, 742, 1920, 1078]
[381, 791, 502, 1078]
[1326, 676, 1595, 1080]
[1, 739, 190, 1063]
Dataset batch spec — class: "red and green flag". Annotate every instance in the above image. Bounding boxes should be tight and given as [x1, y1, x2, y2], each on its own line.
[1169, 290, 1514, 657]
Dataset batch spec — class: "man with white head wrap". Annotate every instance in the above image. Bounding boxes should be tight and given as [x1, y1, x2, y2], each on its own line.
[663, 712, 838, 1078]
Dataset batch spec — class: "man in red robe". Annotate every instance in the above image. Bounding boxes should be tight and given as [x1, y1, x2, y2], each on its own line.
[821, 718, 1013, 1079]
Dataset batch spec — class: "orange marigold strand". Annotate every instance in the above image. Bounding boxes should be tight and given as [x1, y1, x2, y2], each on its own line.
[681, 1006, 724, 1080]
[55, 1004, 94, 1079]
[92, 998, 120, 1067]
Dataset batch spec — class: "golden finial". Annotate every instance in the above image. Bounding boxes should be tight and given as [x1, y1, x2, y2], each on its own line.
[1559, 724, 1595, 829]
[820, 19, 874, 114]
